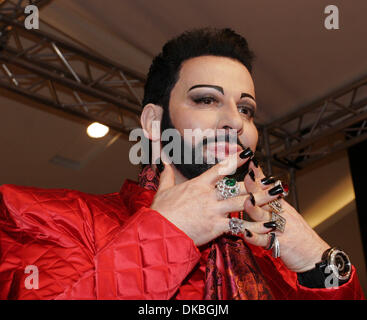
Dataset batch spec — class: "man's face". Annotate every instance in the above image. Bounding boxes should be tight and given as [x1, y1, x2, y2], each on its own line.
[162, 55, 258, 180]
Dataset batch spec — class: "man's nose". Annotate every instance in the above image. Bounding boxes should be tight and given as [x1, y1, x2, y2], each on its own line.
[217, 101, 243, 133]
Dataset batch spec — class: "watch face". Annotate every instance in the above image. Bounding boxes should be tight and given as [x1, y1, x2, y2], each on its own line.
[329, 249, 352, 281]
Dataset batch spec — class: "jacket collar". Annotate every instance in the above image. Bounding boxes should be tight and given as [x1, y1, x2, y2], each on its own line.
[119, 179, 156, 213]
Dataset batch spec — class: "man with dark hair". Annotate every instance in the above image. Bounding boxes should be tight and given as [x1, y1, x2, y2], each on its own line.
[141, 27, 254, 181]
[0, 28, 364, 299]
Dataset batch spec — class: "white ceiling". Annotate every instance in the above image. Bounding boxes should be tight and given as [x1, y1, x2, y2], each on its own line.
[1, 0, 367, 193]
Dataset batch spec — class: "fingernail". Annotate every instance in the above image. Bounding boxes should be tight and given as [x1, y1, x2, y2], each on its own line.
[268, 185, 284, 196]
[252, 158, 259, 168]
[245, 229, 252, 237]
[239, 148, 253, 159]
[263, 221, 277, 231]
[261, 176, 276, 185]
[249, 169, 255, 182]
[275, 180, 289, 197]
[249, 192, 256, 206]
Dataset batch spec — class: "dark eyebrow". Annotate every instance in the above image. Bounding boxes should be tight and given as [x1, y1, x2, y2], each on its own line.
[188, 84, 224, 94]
[240, 92, 256, 102]
[188, 84, 256, 102]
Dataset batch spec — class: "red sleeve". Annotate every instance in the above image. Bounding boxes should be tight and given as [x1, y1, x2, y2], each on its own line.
[94, 207, 201, 299]
[0, 184, 200, 300]
[0, 184, 101, 299]
[294, 266, 365, 300]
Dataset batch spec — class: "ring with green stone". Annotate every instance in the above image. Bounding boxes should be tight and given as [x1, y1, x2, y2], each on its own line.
[216, 177, 240, 200]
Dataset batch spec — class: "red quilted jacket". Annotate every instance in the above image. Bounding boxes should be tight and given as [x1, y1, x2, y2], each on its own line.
[0, 180, 364, 299]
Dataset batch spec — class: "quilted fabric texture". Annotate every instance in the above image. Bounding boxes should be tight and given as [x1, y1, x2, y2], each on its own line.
[0, 180, 365, 300]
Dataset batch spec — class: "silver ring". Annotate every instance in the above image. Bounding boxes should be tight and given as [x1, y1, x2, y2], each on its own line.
[271, 211, 286, 233]
[216, 177, 240, 200]
[265, 232, 276, 250]
[275, 180, 289, 197]
[272, 237, 280, 258]
[228, 217, 244, 235]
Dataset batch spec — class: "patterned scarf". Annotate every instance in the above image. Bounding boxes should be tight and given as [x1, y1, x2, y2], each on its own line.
[139, 165, 273, 300]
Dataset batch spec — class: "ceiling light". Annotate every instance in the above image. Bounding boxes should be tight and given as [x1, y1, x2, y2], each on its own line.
[86, 122, 109, 138]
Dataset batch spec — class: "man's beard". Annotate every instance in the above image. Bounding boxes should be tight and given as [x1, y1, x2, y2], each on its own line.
[159, 108, 251, 182]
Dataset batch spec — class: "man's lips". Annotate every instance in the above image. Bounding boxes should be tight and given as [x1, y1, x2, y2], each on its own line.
[205, 142, 242, 158]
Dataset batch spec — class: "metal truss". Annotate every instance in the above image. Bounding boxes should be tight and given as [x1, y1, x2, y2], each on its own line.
[2, 1, 367, 209]
[0, 0, 50, 41]
[257, 76, 367, 210]
[260, 76, 367, 172]
[0, 0, 50, 18]
[0, 3, 144, 136]
[1, 2, 364, 164]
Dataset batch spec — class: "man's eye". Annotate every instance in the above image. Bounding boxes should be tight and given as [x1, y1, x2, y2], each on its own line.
[193, 97, 217, 105]
[238, 106, 255, 118]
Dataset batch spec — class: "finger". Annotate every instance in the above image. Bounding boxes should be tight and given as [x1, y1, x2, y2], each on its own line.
[218, 185, 285, 213]
[215, 181, 251, 199]
[246, 160, 278, 196]
[261, 203, 272, 212]
[243, 196, 272, 222]
[260, 178, 284, 211]
[243, 167, 261, 193]
[157, 162, 175, 192]
[250, 158, 266, 179]
[223, 218, 276, 235]
[249, 160, 278, 192]
[242, 229, 273, 248]
[237, 181, 248, 195]
[262, 197, 292, 215]
[243, 220, 276, 234]
[259, 175, 277, 190]
[200, 148, 253, 184]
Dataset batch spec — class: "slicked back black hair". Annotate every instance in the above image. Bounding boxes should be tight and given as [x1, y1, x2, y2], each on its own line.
[142, 27, 255, 110]
[141, 27, 255, 168]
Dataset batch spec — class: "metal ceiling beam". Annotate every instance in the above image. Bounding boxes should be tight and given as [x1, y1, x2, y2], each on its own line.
[0, 6, 144, 136]
[0, 0, 51, 18]
[257, 75, 367, 210]
[0, 2, 366, 174]
[260, 75, 367, 171]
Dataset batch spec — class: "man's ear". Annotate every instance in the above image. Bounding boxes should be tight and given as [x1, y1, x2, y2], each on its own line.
[140, 103, 163, 141]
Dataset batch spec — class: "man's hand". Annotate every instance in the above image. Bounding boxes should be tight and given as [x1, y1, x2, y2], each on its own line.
[242, 161, 330, 273]
[151, 151, 283, 247]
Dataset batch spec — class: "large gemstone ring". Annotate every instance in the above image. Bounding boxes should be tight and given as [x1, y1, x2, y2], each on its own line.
[216, 177, 240, 200]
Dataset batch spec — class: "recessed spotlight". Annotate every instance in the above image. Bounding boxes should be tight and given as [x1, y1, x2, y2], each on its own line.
[86, 122, 109, 138]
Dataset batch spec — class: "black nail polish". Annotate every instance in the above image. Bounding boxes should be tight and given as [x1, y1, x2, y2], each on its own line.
[252, 157, 259, 168]
[239, 148, 253, 159]
[245, 229, 252, 238]
[264, 221, 277, 231]
[249, 192, 256, 206]
[268, 185, 284, 196]
[156, 162, 164, 173]
[249, 169, 255, 182]
[261, 176, 276, 185]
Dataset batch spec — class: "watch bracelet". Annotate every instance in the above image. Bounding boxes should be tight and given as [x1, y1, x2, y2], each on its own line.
[297, 265, 329, 288]
[297, 262, 350, 289]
